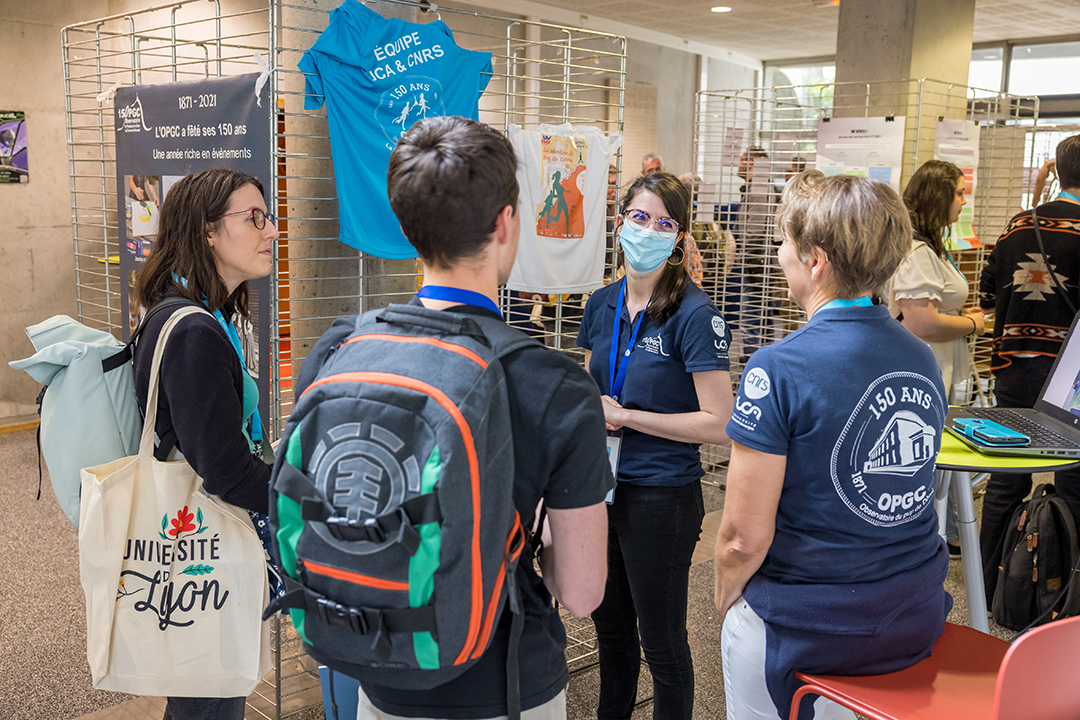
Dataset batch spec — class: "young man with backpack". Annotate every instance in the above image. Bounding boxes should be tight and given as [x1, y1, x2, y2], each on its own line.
[279, 115, 612, 719]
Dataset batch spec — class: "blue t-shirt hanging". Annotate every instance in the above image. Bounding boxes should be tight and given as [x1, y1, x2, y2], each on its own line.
[298, 0, 493, 258]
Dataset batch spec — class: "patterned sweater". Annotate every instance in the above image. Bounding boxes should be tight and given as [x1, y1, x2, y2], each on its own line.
[979, 199, 1080, 371]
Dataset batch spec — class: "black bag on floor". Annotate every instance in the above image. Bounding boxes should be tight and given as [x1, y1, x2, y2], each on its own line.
[992, 483, 1080, 630]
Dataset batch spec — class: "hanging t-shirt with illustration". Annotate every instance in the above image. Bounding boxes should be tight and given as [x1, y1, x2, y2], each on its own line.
[299, 0, 493, 258]
[508, 123, 624, 293]
[726, 304, 947, 586]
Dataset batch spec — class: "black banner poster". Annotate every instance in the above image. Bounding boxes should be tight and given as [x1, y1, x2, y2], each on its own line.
[114, 73, 272, 431]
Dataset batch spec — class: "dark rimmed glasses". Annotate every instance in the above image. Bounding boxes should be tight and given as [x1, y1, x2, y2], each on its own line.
[219, 208, 275, 229]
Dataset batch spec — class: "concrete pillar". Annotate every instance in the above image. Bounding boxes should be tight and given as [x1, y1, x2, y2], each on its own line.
[833, 0, 976, 181]
[833, 0, 976, 116]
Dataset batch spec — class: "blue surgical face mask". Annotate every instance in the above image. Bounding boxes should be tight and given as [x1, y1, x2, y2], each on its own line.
[619, 221, 679, 274]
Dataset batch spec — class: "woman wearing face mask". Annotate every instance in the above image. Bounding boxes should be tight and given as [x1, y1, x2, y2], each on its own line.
[577, 172, 735, 720]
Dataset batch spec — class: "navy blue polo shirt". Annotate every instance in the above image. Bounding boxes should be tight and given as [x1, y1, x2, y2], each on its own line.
[577, 279, 732, 486]
[727, 304, 947, 585]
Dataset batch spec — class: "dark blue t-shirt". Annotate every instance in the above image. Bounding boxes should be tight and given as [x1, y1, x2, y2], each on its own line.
[577, 279, 732, 486]
[727, 304, 947, 586]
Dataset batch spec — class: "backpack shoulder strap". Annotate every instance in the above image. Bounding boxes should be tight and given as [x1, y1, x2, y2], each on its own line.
[467, 313, 543, 361]
[295, 314, 360, 399]
[1031, 205, 1078, 315]
[373, 302, 542, 360]
[102, 296, 198, 373]
[1044, 490, 1080, 619]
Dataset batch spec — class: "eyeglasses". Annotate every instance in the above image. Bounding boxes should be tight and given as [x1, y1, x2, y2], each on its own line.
[626, 208, 680, 234]
[219, 208, 275, 230]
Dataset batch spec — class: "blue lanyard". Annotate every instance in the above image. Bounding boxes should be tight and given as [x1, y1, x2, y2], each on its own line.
[819, 296, 873, 311]
[172, 274, 261, 442]
[416, 285, 502, 317]
[608, 279, 650, 403]
[1059, 191, 1080, 204]
[945, 252, 961, 275]
[209, 308, 262, 443]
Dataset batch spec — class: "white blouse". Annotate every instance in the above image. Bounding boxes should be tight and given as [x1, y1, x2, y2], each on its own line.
[887, 238, 971, 395]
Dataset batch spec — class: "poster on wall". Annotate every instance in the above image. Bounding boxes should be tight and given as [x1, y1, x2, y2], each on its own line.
[0, 110, 29, 183]
[113, 72, 270, 425]
[815, 116, 906, 191]
[935, 118, 981, 250]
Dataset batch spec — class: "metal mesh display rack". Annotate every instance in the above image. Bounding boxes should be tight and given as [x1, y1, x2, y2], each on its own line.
[692, 78, 1038, 406]
[62, 2, 625, 717]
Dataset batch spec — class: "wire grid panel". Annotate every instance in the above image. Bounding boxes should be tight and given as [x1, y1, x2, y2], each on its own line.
[692, 79, 1037, 410]
[272, 0, 627, 427]
[1025, 122, 1080, 207]
[61, 7, 312, 719]
[62, 3, 272, 335]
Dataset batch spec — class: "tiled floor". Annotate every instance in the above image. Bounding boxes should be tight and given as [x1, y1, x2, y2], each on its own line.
[1, 425, 1017, 720]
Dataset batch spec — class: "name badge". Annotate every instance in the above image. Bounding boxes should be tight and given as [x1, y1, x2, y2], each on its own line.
[605, 430, 622, 504]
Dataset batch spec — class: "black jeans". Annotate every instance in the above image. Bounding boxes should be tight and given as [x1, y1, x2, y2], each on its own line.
[162, 696, 246, 720]
[591, 480, 705, 720]
[980, 356, 1080, 602]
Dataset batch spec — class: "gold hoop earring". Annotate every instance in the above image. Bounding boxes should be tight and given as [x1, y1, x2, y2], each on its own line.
[667, 246, 685, 266]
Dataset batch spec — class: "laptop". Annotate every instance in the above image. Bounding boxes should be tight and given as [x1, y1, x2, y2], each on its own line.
[946, 313, 1080, 458]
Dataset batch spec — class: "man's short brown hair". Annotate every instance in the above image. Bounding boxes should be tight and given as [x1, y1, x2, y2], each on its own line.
[387, 116, 518, 268]
[1057, 134, 1080, 190]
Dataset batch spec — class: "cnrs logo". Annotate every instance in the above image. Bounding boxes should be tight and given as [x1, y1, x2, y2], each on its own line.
[743, 367, 770, 399]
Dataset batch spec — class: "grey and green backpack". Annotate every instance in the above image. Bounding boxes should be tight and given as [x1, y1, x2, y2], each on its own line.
[265, 303, 539, 714]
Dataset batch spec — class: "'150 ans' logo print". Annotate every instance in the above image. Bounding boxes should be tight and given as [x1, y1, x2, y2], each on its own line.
[831, 373, 945, 527]
[116, 504, 229, 630]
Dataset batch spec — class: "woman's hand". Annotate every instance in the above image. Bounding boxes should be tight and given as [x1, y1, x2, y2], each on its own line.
[899, 298, 983, 343]
[600, 395, 625, 431]
[963, 307, 986, 337]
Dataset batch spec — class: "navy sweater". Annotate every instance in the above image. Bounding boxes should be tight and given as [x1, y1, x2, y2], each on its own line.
[133, 299, 271, 515]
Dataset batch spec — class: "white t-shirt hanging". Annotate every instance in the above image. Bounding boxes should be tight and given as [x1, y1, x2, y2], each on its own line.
[507, 123, 624, 293]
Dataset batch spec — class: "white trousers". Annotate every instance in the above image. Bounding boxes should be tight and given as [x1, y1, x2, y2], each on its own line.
[356, 688, 566, 720]
[721, 599, 856, 720]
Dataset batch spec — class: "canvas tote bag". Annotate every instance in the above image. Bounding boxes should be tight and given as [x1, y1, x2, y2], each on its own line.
[78, 306, 271, 697]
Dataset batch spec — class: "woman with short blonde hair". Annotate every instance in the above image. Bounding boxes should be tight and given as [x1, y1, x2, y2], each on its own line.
[716, 172, 952, 720]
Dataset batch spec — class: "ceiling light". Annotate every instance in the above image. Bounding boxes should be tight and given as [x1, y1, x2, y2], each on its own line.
[811, 0, 839, 6]
[711, 6, 732, 12]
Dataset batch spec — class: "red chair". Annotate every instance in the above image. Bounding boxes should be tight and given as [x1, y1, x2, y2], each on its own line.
[789, 616, 1080, 720]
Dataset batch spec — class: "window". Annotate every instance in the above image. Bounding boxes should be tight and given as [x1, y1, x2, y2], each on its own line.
[1009, 41, 1080, 96]
[969, 47, 1004, 93]
[764, 64, 836, 108]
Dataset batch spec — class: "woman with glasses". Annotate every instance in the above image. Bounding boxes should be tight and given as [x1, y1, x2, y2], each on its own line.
[131, 168, 278, 720]
[577, 172, 735, 720]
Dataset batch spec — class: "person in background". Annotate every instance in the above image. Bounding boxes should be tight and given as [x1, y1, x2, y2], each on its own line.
[642, 152, 664, 176]
[1032, 158, 1057, 207]
[355, 115, 612, 720]
[784, 156, 807, 182]
[979, 134, 1080, 602]
[717, 171, 951, 720]
[578, 171, 734, 720]
[887, 159, 985, 556]
[132, 168, 278, 720]
[731, 146, 782, 361]
[677, 172, 706, 288]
